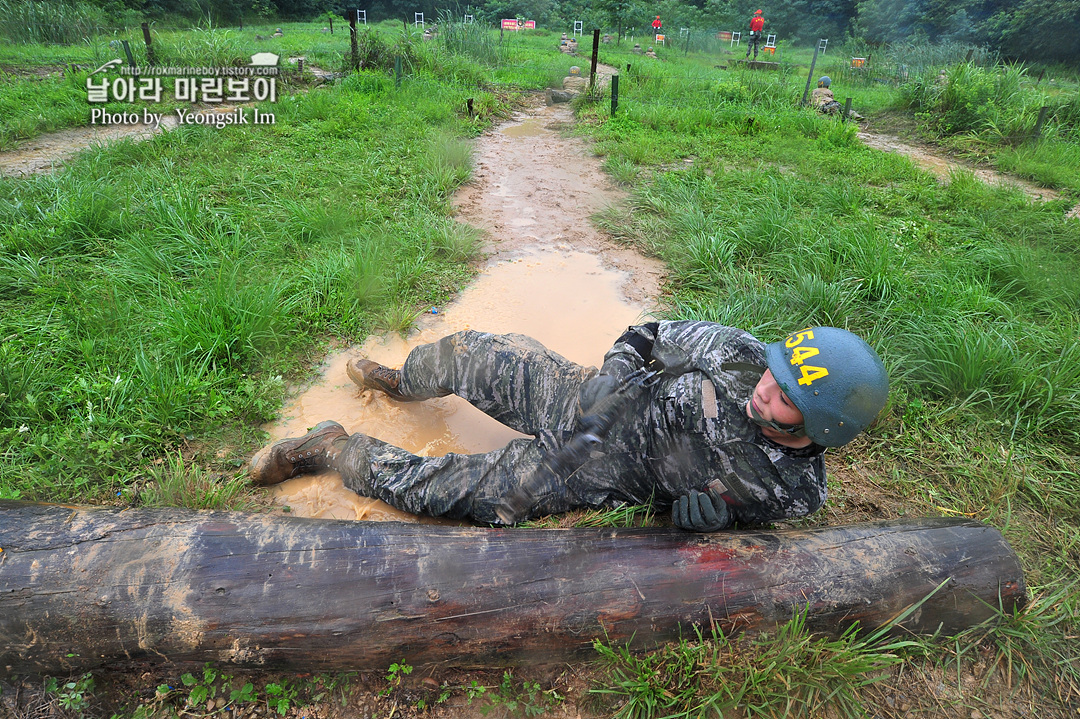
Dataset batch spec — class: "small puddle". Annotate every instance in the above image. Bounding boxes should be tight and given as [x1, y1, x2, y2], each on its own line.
[500, 117, 551, 139]
[268, 92, 665, 522]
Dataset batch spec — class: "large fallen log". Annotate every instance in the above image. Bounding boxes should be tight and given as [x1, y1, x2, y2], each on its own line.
[0, 501, 1025, 676]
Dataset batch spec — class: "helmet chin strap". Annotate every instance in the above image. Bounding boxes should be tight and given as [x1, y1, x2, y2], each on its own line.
[747, 400, 807, 438]
[720, 360, 808, 439]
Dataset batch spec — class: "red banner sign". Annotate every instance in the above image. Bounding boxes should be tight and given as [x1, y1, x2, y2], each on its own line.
[501, 19, 536, 30]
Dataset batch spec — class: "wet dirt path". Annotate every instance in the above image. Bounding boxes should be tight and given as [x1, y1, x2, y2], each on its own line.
[0, 106, 253, 178]
[857, 130, 1064, 203]
[0, 121, 167, 178]
[267, 93, 666, 522]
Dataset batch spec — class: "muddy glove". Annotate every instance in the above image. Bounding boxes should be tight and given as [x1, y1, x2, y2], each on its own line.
[578, 374, 620, 418]
[672, 488, 731, 532]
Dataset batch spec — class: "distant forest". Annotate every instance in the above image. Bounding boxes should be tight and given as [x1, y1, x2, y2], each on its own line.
[62, 0, 1080, 64]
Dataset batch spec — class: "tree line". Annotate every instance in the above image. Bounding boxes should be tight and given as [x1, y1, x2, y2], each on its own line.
[25, 0, 1080, 64]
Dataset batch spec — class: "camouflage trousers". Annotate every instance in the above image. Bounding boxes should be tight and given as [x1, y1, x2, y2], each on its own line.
[336, 331, 653, 523]
[745, 32, 761, 58]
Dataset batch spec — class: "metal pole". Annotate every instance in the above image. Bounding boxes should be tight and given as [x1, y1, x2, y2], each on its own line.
[611, 74, 619, 115]
[801, 44, 820, 106]
[121, 40, 135, 70]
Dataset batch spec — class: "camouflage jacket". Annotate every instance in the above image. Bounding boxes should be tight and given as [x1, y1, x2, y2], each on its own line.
[599, 321, 827, 526]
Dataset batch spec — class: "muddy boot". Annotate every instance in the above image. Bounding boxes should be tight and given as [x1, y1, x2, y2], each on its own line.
[346, 359, 420, 402]
[249, 420, 348, 486]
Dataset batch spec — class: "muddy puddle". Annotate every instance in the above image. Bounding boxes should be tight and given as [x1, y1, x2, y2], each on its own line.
[266, 97, 665, 522]
[857, 130, 1062, 202]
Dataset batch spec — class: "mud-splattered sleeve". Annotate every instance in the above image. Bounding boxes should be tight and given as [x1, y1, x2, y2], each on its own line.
[597, 322, 659, 382]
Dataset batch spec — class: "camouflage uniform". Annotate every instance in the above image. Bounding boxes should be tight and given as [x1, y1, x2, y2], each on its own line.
[337, 323, 826, 526]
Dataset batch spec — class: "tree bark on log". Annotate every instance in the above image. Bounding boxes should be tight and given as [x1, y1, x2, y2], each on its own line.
[0, 501, 1026, 676]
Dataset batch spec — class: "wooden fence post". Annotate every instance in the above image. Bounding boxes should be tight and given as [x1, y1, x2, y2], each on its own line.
[589, 28, 600, 91]
[349, 12, 359, 70]
[141, 22, 156, 66]
[121, 40, 135, 70]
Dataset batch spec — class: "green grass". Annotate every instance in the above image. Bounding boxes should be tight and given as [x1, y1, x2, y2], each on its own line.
[592, 612, 920, 719]
[0, 31, 506, 504]
[899, 61, 1080, 193]
[1, 22, 1079, 719]
[572, 44, 1080, 715]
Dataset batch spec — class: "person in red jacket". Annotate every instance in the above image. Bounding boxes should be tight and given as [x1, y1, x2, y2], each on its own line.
[746, 9, 764, 59]
[652, 15, 662, 35]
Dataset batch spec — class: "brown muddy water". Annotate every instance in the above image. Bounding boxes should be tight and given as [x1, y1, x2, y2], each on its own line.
[266, 98, 666, 522]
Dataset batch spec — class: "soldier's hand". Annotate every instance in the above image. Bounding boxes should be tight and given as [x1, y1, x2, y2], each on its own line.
[578, 374, 619, 416]
[672, 489, 731, 532]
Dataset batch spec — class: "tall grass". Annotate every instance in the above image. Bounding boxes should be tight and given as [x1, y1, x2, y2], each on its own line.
[0, 0, 108, 44]
[902, 62, 1040, 140]
[436, 9, 504, 66]
[584, 48, 1080, 452]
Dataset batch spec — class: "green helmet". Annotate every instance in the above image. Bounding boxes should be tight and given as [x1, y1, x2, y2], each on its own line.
[765, 327, 888, 447]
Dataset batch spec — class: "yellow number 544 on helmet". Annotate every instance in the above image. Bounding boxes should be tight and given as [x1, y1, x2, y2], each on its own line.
[765, 327, 889, 447]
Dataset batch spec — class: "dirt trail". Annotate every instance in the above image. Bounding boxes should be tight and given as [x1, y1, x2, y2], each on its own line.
[267, 87, 666, 521]
[857, 130, 1063, 202]
[0, 120, 165, 178]
[0, 105, 254, 178]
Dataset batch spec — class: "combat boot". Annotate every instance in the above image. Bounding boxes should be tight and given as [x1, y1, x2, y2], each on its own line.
[346, 359, 420, 401]
[249, 420, 348, 486]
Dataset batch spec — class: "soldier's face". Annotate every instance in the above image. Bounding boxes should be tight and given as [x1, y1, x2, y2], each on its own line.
[747, 369, 805, 429]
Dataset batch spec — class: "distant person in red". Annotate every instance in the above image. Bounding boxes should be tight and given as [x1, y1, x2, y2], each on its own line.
[746, 9, 765, 59]
[652, 15, 662, 34]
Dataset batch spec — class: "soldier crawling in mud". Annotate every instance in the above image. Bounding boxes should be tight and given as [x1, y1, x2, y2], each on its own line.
[250, 323, 888, 532]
